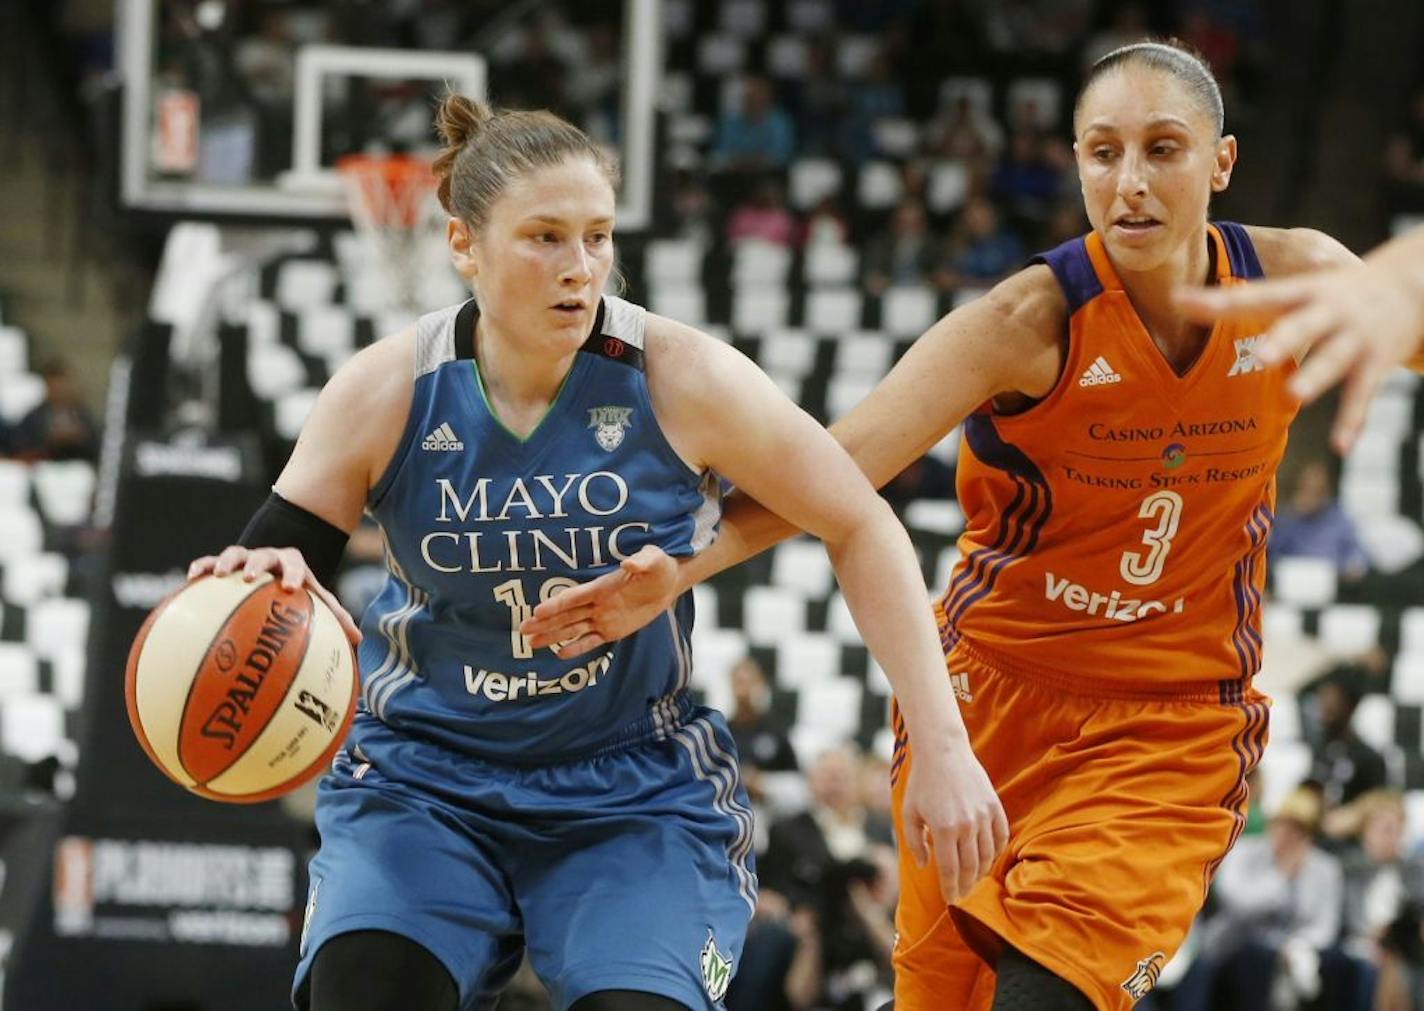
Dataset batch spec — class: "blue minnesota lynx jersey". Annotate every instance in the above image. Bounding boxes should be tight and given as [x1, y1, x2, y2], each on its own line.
[357, 296, 721, 763]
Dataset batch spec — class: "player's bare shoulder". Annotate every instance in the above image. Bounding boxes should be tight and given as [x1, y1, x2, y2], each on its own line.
[1245, 225, 1360, 278]
[960, 263, 1070, 400]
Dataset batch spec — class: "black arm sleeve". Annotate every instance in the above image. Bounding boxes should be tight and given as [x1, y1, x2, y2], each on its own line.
[237, 491, 351, 589]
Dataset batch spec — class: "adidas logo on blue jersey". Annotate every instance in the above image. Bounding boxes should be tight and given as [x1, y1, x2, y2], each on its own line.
[422, 422, 464, 452]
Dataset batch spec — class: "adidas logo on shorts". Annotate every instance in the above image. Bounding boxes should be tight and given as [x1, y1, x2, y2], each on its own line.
[1078, 356, 1123, 387]
[422, 422, 464, 452]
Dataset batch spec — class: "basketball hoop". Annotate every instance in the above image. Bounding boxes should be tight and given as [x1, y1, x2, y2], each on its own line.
[337, 153, 444, 312]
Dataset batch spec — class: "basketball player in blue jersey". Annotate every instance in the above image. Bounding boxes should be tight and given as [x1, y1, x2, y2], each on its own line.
[186, 93, 1006, 1011]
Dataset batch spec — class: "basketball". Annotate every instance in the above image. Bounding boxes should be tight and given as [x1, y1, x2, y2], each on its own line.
[124, 573, 359, 804]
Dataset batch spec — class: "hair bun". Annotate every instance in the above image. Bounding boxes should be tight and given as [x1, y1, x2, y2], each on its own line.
[434, 92, 492, 150]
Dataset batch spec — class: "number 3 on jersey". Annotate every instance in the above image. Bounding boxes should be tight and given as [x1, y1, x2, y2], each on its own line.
[1119, 490, 1183, 587]
[493, 577, 578, 659]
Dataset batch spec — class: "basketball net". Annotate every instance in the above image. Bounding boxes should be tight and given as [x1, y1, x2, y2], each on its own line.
[337, 154, 444, 312]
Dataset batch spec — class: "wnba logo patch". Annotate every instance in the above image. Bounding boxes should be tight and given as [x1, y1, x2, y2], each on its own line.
[700, 929, 733, 1001]
[588, 406, 632, 452]
[1121, 951, 1165, 1000]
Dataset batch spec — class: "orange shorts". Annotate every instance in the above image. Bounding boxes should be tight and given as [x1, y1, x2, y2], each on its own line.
[890, 638, 1269, 1011]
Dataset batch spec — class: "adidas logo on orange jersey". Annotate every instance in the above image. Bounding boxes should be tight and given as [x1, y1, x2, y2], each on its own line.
[1078, 356, 1122, 387]
[422, 422, 464, 451]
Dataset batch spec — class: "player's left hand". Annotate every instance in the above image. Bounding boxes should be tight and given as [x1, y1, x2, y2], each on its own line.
[1175, 267, 1424, 453]
[520, 545, 680, 656]
[902, 737, 1009, 905]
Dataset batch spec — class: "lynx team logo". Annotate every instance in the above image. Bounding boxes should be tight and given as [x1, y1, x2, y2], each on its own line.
[589, 406, 633, 452]
[1121, 951, 1166, 1000]
[700, 930, 734, 1002]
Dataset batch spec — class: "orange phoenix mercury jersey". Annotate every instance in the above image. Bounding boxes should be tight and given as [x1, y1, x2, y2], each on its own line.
[939, 222, 1296, 695]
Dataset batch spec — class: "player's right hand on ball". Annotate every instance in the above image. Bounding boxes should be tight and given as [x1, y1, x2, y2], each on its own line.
[187, 545, 362, 646]
[902, 737, 1009, 905]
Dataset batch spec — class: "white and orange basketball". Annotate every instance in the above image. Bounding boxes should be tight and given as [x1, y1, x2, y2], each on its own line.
[125, 573, 359, 804]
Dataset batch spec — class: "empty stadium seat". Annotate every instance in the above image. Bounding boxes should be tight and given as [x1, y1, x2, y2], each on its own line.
[766, 36, 808, 78]
[32, 460, 95, 527]
[856, 161, 903, 209]
[2, 552, 67, 607]
[275, 259, 339, 309]
[743, 586, 807, 645]
[1353, 694, 1396, 754]
[776, 632, 841, 688]
[1318, 604, 1382, 657]
[246, 341, 308, 402]
[789, 159, 843, 210]
[794, 676, 863, 743]
[1270, 694, 1302, 743]
[1256, 740, 1312, 815]
[927, 161, 970, 212]
[275, 388, 321, 441]
[0, 693, 64, 762]
[803, 242, 858, 286]
[50, 646, 85, 710]
[770, 540, 834, 599]
[1393, 651, 1424, 705]
[644, 238, 704, 286]
[827, 591, 861, 643]
[836, 334, 892, 377]
[0, 506, 44, 563]
[1260, 602, 1305, 644]
[0, 644, 38, 697]
[697, 34, 746, 75]
[719, 0, 766, 36]
[689, 626, 747, 711]
[757, 329, 817, 377]
[1358, 513, 1424, 574]
[298, 306, 356, 357]
[1402, 607, 1424, 653]
[648, 285, 708, 328]
[246, 300, 280, 345]
[732, 241, 793, 287]
[26, 598, 90, 661]
[882, 286, 939, 337]
[904, 500, 965, 537]
[1271, 556, 1337, 608]
[825, 375, 876, 418]
[732, 288, 791, 333]
[0, 372, 45, 423]
[0, 326, 27, 375]
[0, 460, 30, 506]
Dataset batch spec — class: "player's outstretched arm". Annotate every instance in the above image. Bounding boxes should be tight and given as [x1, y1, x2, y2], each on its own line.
[187, 328, 416, 646]
[568, 311, 1037, 902]
[1176, 226, 1424, 452]
[521, 268, 1064, 652]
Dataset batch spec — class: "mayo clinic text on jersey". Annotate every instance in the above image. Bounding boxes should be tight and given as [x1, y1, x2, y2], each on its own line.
[421, 472, 651, 574]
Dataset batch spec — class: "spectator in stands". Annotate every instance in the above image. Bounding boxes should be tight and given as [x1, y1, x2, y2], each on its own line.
[934, 197, 1024, 292]
[1308, 671, 1388, 812]
[834, 48, 905, 165]
[11, 358, 100, 463]
[495, 24, 568, 113]
[862, 199, 938, 295]
[1385, 90, 1424, 215]
[1330, 791, 1424, 1010]
[726, 656, 798, 806]
[991, 127, 1070, 228]
[803, 195, 850, 247]
[726, 889, 822, 1011]
[786, 38, 846, 160]
[1270, 458, 1369, 584]
[758, 745, 893, 1009]
[712, 76, 796, 175]
[925, 93, 1003, 168]
[725, 178, 799, 248]
[1376, 903, 1424, 1011]
[563, 23, 620, 137]
[1174, 786, 1343, 1011]
[668, 169, 717, 245]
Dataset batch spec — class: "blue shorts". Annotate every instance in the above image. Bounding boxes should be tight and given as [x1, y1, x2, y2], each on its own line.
[292, 703, 756, 1010]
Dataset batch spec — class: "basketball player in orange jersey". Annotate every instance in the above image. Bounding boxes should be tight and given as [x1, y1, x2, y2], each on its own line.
[520, 40, 1416, 1010]
[1178, 220, 1424, 452]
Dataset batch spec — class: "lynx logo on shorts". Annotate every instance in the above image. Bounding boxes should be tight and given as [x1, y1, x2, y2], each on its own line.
[1227, 336, 1264, 376]
[1121, 951, 1165, 1001]
[700, 929, 733, 1002]
[588, 406, 632, 452]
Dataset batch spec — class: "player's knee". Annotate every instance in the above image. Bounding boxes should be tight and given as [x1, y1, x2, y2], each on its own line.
[992, 947, 1095, 1011]
[308, 930, 457, 1011]
[569, 991, 691, 1011]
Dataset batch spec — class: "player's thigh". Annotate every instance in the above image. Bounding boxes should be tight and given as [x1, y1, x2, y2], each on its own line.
[293, 764, 523, 1009]
[517, 711, 755, 1010]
